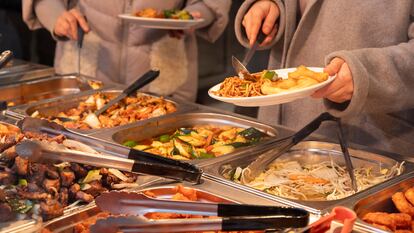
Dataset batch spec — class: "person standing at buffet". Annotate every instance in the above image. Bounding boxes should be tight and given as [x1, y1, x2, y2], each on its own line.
[22, 0, 231, 102]
[236, 1, 414, 156]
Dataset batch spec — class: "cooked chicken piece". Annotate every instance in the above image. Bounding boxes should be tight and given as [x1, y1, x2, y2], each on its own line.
[60, 169, 75, 187]
[45, 165, 59, 179]
[28, 163, 47, 185]
[69, 183, 81, 200]
[389, 213, 412, 228]
[393, 192, 414, 217]
[71, 163, 88, 179]
[76, 191, 94, 203]
[13, 156, 28, 176]
[1, 145, 18, 165]
[43, 179, 61, 194]
[362, 212, 395, 231]
[0, 203, 13, 222]
[0, 171, 16, 185]
[84, 180, 107, 197]
[405, 187, 414, 206]
[59, 187, 69, 206]
[18, 189, 50, 200]
[40, 199, 64, 220]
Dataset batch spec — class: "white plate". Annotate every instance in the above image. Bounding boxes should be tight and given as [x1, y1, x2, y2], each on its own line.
[208, 67, 335, 107]
[118, 14, 205, 30]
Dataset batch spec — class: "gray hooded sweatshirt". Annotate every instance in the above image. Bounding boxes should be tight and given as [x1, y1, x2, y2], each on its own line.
[23, 0, 231, 101]
[235, 0, 414, 157]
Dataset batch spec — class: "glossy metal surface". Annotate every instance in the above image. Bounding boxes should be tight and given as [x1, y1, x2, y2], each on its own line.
[42, 179, 304, 233]
[0, 59, 54, 86]
[341, 175, 414, 233]
[202, 141, 412, 214]
[0, 75, 101, 106]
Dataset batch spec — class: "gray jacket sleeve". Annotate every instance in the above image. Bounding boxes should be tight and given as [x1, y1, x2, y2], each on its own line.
[324, 5, 414, 118]
[185, 0, 231, 43]
[22, 0, 66, 38]
[234, 0, 285, 49]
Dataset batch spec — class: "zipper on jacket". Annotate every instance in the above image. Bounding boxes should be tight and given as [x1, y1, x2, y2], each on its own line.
[119, 0, 133, 83]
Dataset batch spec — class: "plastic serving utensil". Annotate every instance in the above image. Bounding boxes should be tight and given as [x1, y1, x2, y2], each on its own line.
[94, 69, 160, 116]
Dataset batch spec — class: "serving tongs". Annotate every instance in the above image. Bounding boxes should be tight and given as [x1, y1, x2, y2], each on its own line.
[232, 27, 266, 81]
[243, 112, 358, 192]
[0, 50, 13, 69]
[16, 117, 202, 183]
[89, 191, 309, 233]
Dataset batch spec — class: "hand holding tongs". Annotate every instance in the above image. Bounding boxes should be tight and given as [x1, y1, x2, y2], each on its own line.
[16, 118, 202, 183]
[89, 191, 309, 233]
[244, 112, 358, 192]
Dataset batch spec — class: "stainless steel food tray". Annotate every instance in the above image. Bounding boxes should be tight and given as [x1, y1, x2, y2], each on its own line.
[333, 174, 414, 233]
[41, 178, 310, 233]
[5, 87, 196, 134]
[202, 141, 413, 214]
[87, 111, 292, 165]
[0, 75, 103, 107]
[0, 59, 55, 86]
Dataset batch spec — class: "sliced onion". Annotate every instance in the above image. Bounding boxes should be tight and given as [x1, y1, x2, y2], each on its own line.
[108, 168, 129, 182]
[111, 183, 139, 189]
[83, 113, 101, 129]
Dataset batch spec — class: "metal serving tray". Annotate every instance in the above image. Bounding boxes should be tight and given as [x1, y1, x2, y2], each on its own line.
[0, 59, 55, 86]
[202, 141, 413, 214]
[6, 88, 195, 134]
[88, 112, 289, 165]
[0, 75, 103, 107]
[337, 174, 414, 233]
[41, 178, 302, 233]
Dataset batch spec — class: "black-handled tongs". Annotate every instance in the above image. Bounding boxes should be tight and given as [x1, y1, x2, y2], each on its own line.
[89, 191, 309, 233]
[243, 112, 357, 191]
[16, 117, 202, 183]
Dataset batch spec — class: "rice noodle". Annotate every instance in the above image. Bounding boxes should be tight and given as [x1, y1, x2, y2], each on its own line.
[237, 158, 404, 201]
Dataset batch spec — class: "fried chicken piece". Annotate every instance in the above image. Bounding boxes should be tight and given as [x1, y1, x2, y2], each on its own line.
[371, 223, 391, 231]
[362, 212, 395, 231]
[389, 213, 412, 228]
[405, 187, 414, 206]
[392, 192, 414, 216]
[76, 191, 94, 203]
[40, 199, 64, 220]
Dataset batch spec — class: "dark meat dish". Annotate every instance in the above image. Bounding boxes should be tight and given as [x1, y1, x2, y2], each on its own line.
[0, 123, 140, 222]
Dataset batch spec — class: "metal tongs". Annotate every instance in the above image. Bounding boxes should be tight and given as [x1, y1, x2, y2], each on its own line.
[16, 117, 202, 183]
[89, 191, 309, 233]
[243, 112, 358, 192]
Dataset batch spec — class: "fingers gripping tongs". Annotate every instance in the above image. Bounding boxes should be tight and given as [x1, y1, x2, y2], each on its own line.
[90, 191, 310, 233]
[244, 112, 358, 192]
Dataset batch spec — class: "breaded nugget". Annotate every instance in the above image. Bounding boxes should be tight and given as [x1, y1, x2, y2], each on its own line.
[404, 187, 414, 206]
[389, 213, 412, 228]
[363, 212, 395, 230]
[392, 192, 414, 216]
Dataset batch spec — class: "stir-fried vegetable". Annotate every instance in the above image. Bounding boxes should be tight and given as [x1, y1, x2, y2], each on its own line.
[82, 170, 102, 184]
[122, 125, 267, 160]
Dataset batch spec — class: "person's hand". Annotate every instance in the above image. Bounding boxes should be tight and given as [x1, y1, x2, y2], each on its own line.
[168, 11, 201, 39]
[312, 58, 354, 103]
[54, 9, 90, 40]
[242, 0, 280, 46]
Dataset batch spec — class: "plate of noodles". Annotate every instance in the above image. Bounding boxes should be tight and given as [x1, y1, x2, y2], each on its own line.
[119, 8, 205, 29]
[208, 66, 336, 106]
